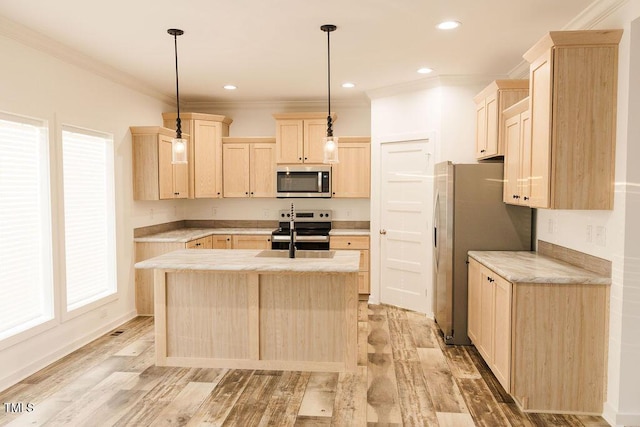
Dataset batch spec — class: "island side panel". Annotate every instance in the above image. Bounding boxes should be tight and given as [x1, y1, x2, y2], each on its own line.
[259, 272, 358, 371]
[165, 271, 253, 360]
[154, 269, 168, 366]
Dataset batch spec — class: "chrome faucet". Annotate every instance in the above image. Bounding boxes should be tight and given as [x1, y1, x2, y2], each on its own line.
[288, 203, 296, 258]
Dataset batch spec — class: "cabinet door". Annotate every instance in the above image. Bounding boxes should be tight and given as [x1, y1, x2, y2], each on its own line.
[211, 235, 232, 249]
[303, 118, 327, 163]
[223, 144, 250, 197]
[358, 272, 370, 294]
[158, 135, 175, 200]
[475, 100, 488, 158]
[232, 234, 272, 249]
[467, 259, 482, 344]
[332, 143, 370, 198]
[493, 275, 512, 392]
[484, 93, 499, 156]
[479, 271, 495, 363]
[529, 50, 553, 209]
[503, 115, 522, 204]
[194, 120, 222, 198]
[276, 120, 303, 163]
[250, 143, 276, 197]
[158, 135, 188, 199]
[519, 110, 532, 205]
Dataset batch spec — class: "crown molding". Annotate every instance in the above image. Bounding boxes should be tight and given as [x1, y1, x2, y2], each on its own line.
[508, 0, 629, 79]
[0, 14, 174, 105]
[563, 0, 629, 29]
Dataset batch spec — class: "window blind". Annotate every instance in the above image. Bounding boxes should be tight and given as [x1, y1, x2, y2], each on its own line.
[0, 113, 54, 340]
[62, 127, 116, 311]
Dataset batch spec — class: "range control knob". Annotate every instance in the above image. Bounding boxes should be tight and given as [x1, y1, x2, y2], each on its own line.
[319, 213, 324, 217]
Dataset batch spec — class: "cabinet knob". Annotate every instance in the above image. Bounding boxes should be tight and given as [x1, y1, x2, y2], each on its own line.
[304, 157, 308, 160]
[250, 192, 254, 195]
[226, 238, 230, 241]
[524, 196, 529, 201]
[480, 149, 486, 153]
[380, 229, 387, 235]
[245, 192, 249, 195]
[332, 192, 336, 195]
[267, 238, 271, 242]
[299, 157, 302, 161]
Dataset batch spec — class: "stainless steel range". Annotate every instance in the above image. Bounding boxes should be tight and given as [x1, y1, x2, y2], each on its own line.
[271, 209, 332, 251]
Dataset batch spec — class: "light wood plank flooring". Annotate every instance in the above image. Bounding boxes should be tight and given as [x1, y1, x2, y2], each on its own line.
[0, 303, 609, 426]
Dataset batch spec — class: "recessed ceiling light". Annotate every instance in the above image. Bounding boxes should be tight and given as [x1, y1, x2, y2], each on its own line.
[223, 84, 237, 90]
[342, 82, 355, 88]
[436, 21, 461, 30]
[417, 68, 433, 74]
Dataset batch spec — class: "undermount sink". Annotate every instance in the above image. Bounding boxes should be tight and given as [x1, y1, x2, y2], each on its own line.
[255, 250, 335, 259]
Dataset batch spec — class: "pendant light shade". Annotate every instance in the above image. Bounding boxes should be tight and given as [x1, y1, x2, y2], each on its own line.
[168, 28, 187, 164]
[321, 24, 339, 164]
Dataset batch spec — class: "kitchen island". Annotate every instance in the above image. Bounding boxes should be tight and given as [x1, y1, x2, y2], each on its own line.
[135, 248, 360, 372]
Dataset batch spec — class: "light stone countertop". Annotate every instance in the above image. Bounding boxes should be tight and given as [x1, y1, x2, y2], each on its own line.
[468, 251, 611, 285]
[134, 228, 274, 243]
[135, 248, 361, 273]
[329, 229, 370, 236]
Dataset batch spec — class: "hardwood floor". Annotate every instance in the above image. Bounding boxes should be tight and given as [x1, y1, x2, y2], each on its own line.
[0, 304, 609, 426]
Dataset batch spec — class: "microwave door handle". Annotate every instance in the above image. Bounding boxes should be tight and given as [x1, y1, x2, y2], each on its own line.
[318, 172, 322, 192]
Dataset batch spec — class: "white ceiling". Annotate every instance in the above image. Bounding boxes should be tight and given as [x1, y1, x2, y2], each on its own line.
[0, 0, 594, 104]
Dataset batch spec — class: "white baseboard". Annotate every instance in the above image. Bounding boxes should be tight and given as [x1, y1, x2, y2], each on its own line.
[0, 310, 137, 392]
[603, 402, 640, 426]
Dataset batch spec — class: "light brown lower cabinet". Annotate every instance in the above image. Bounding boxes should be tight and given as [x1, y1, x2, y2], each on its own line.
[330, 235, 370, 297]
[135, 233, 270, 315]
[467, 258, 609, 414]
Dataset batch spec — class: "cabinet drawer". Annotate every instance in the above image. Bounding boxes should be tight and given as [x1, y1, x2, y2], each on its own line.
[330, 235, 369, 250]
[186, 235, 212, 249]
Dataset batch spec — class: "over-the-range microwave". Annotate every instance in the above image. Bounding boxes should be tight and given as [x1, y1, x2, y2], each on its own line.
[276, 165, 331, 198]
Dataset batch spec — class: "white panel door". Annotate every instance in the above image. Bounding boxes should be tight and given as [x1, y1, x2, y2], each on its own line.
[380, 140, 433, 314]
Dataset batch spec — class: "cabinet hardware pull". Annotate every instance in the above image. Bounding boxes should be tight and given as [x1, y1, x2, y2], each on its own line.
[481, 149, 486, 153]
[524, 196, 529, 201]
[380, 229, 387, 235]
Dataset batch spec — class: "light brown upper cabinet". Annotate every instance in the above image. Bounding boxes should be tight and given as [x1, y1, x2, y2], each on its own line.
[332, 136, 371, 198]
[131, 126, 190, 200]
[474, 80, 529, 160]
[273, 112, 336, 164]
[523, 29, 622, 210]
[503, 98, 532, 206]
[162, 112, 232, 199]
[222, 137, 276, 198]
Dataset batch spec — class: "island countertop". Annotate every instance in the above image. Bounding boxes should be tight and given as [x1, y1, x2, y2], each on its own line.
[468, 251, 611, 285]
[135, 248, 361, 273]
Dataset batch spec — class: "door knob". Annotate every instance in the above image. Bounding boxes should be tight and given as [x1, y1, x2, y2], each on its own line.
[380, 229, 387, 235]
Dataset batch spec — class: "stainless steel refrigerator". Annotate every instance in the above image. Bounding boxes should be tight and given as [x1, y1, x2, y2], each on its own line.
[433, 161, 532, 345]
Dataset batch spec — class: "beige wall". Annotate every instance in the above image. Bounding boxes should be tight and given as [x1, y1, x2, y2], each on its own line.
[0, 34, 172, 390]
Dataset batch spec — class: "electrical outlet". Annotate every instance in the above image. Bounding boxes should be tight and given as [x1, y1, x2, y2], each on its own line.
[595, 226, 606, 246]
[586, 225, 593, 243]
[346, 209, 352, 218]
[149, 208, 154, 219]
[100, 309, 107, 319]
[547, 219, 555, 234]
[262, 209, 270, 219]
[211, 207, 217, 218]
[174, 205, 178, 217]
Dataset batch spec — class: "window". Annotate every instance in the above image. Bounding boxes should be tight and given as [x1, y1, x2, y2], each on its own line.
[0, 112, 54, 341]
[61, 126, 116, 311]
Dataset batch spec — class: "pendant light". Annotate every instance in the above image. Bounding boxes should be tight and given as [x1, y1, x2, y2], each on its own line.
[168, 28, 187, 164]
[321, 24, 339, 164]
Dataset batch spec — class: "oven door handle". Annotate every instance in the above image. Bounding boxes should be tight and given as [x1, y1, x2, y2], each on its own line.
[271, 235, 329, 243]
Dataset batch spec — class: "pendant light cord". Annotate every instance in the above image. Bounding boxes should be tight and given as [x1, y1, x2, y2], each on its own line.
[173, 32, 182, 139]
[325, 27, 333, 138]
